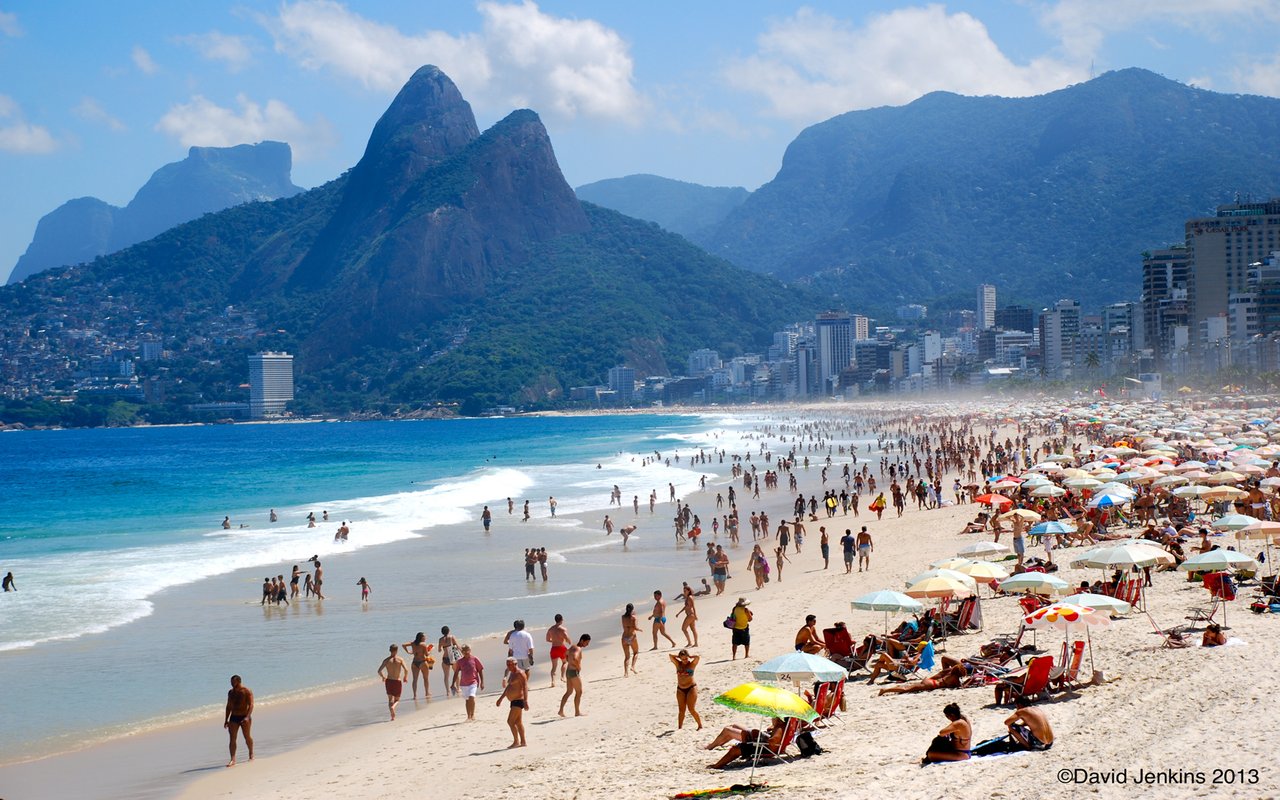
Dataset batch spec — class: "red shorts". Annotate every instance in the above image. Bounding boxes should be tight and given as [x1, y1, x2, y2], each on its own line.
[550, 645, 568, 660]
[385, 679, 402, 698]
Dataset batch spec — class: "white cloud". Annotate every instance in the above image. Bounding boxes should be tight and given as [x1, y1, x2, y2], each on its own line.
[263, 0, 644, 122]
[725, 6, 1085, 121]
[73, 97, 127, 132]
[1233, 56, 1280, 97]
[0, 94, 57, 154]
[1039, 0, 1280, 61]
[155, 94, 335, 159]
[132, 45, 158, 75]
[0, 10, 22, 37]
[175, 31, 255, 72]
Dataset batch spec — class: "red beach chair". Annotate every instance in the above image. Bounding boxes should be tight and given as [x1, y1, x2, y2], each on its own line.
[994, 654, 1054, 705]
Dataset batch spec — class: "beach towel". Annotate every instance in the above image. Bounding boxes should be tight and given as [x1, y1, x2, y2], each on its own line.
[918, 642, 936, 672]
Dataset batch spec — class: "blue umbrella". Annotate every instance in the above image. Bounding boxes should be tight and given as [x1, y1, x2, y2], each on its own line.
[1028, 521, 1076, 536]
[1087, 492, 1130, 508]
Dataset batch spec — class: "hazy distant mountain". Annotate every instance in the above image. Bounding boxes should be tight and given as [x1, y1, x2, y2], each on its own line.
[4, 67, 810, 409]
[575, 174, 749, 239]
[696, 68, 1280, 308]
[8, 142, 302, 285]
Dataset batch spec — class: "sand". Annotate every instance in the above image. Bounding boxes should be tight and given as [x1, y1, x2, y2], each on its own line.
[11, 406, 1280, 800]
[165, 417, 1280, 800]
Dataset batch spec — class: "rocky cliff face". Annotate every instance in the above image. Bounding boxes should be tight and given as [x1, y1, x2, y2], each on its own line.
[8, 141, 301, 285]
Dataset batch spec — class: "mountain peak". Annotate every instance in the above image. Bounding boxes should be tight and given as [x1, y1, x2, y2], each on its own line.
[355, 64, 480, 190]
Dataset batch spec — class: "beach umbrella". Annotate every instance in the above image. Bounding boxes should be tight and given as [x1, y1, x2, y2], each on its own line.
[990, 479, 1022, 490]
[851, 589, 924, 634]
[1173, 485, 1213, 499]
[713, 682, 818, 781]
[1087, 492, 1131, 509]
[1028, 521, 1075, 536]
[752, 652, 847, 686]
[1153, 475, 1189, 488]
[1178, 550, 1260, 573]
[1236, 520, 1280, 538]
[1061, 592, 1132, 615]
[998, 573, 1070, 595]
[1071, 543, 1173, 570]
[1064, 477, 1104, 490]
[1202, 486, 1248, 502]
[1206, 470, 1246, 484]
[907, 569, 977, 590]
[957, 541, 1011, 559]
[975, 493, 1012, 507]
[904, 575, 971, 599]
[1030, 484, 1067, 498]
[1211, 513, 1257, 532]
[930, 556, 973, 569]
[1024, 602, 1112, 675]
[952, 560, 1010, 590]
[998, 508, 1043, 522]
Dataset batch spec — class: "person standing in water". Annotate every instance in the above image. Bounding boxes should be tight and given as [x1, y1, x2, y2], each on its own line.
[223, 675, 254, 767]
[377, 644, 409, 720]
[557, 634, 591, 717]
[482, 505, 492, 532]
[313, 561, 325, 599]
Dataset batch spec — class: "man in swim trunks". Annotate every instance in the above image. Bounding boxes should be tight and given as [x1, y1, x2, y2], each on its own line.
[451, 644, 484, 720]
[547, 613, 571, 686]
[650, 590, 677, 650]
[1005, 695, 1054, 750]
[498, 657, 529, 748]
[223, 675, 254, 767]
[794, 614, 826, 654]
[377, 644, 409, 721]
[482, 505, 492, 532]
[856, 526, 874, 572]
[840, 529, 856, 574]
[713, 546, 730, 594]
[558, 634, 591, 717]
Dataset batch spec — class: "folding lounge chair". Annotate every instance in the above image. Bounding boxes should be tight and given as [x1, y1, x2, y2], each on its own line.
[1052, 640, 1087, 691]
[994, 654, 1053, 705]
[822, 626, 862, 672]
[757, 717, 801, 762]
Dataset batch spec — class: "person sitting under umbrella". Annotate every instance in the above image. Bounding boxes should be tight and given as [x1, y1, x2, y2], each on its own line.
[703, 717, 787, 769]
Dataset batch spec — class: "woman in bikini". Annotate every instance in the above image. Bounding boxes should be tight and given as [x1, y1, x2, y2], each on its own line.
[670, 649, 702, 730]
[922, 702, 971, 765]
[676, 585, 699, 647]
[621, 603, 643, 676]
[773, 546, 790, 582]
[401, 632, 435, 699]
[439, 626, 461, 696]
[749, 545, 767, 589]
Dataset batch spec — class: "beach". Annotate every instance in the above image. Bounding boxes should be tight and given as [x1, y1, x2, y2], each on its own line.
[6, 402, 1280, 799]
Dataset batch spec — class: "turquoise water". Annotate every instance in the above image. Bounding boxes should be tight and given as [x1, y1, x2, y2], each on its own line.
[0, 414, 752, 760]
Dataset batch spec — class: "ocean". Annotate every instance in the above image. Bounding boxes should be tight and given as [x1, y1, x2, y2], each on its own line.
[0, 413, 759, 762]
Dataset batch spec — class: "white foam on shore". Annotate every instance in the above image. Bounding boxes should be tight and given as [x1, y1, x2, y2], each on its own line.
[0, 466, 534, 652]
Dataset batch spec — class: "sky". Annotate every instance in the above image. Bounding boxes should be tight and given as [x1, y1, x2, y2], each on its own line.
[2, 0, 1280, 282]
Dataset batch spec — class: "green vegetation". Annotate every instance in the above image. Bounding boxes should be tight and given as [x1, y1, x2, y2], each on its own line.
[575, 174, 749, 240]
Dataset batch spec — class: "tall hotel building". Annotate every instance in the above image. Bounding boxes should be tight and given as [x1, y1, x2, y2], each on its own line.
[248, 351, 294, 419]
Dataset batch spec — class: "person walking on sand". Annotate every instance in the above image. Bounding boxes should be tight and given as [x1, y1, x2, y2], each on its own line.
[820, 527, 830, 570]
[840, 528, 856, 574]
[377, 644, 409, 721]
[439, 626, 461, 695]
[498, 658, 529, 748]
[402, 632, 434, 699]
[730, 598, 753, 660]
[857, 526, 874, 572]
[650, 590, 678, 649]
[547, 614, 571, 686]
[670, 650, 703, 730]
[676, 585, 699, 647]
[622, 603, 643, 676]
[773, 545, 791, 582]
[223, 675, 254, 767]
[451, 644, 484, 720]
[557, 634, 591, 717]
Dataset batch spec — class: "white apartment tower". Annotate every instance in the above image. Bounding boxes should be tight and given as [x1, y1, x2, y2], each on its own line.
[249, 352, 294, 419]
[977, 284, 997, 330]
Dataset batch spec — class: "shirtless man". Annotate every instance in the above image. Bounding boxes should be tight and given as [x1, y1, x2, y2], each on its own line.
[497, 658, 529, 747]
[1005, 695, 1054, 751]
[312, 560, 325, 599]
[223, 675, 254, 767]
[856, 526, 874, 572]
[620, 524, 636, 545]
[377, 644, 410, 720]
[557, 634, 591, 717]
[794, 614, 826, 655]
[650, 590, 678, 650]
[547, 614, 571, 686]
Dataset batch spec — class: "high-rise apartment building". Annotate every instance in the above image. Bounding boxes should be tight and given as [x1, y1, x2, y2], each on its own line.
[248, 351, 294, 419]
[1186, 199, 1280, 342]
[1141, 246, 1190, 366]
[1038, 300, 1080, 378]
[815, 312, 854, 393]
[852, 314, 870, 340]
[993, 305, 1034, 334]
[977, 284, 997, 330]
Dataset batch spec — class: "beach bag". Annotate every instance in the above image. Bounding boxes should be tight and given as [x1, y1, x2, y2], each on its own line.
[723, 616, 735, 629]
[447, 644, 463, 663]
[795, 731, 823, 758]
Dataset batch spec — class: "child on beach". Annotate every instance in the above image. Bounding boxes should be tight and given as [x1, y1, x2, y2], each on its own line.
[357, 577, 370, 603]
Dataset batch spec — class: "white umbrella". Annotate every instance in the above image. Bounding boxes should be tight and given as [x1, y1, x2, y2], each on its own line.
[1178, 550, 1260, 573]
[1071, 543, 1174, 569]
[1061, 592, 1132, 615]
[998, 573, 1070, 595]
[958, 541, 1012, 559]
[752, 652, 848, 686]
[851, 589, 924, 634]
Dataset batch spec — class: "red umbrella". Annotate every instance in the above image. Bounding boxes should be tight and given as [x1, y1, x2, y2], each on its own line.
[975, 493, 1012, 506]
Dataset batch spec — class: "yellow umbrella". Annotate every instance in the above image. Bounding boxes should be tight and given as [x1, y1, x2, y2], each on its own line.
[998, 508, 1043, 522]
[905, 575, 970, 598]
[713, 682, 818, 722]
[1202, 486, 1248, 501]
[952, 560, 1011, 581]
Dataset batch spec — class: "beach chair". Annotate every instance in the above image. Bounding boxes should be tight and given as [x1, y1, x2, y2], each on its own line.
[1018, 595, 1044, 615]
[812, 679, 844, 726]
[941, 597, 974, 636]
[822, 626, 867, 672]
[757, 716, 801, 761]
[1052, 641, 1086, 691]
[993, 654, 1054, 705]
